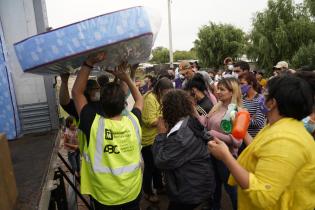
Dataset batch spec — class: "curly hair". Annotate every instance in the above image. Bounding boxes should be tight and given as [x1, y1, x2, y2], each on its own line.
[161, 89, 194, 130]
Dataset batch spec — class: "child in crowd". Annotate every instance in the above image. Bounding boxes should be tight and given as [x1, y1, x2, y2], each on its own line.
[64, 116, 80, 176]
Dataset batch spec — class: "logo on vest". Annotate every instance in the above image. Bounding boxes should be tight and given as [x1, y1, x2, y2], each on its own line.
[104, 144, 120, 154]
[105, 129, 113, 140]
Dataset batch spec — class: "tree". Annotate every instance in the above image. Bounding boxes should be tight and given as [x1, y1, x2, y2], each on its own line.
[150, 47, 169, 64]
[247, 0, 315, 73]
[305, 0, 315, 16]
[173, 50, 197, 61]
[194, 22, 245, 68]
[291, 41, 315, 70]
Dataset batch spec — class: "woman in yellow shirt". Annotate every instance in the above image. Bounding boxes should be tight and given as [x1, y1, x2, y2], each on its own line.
[208, 72, 315, 210]
[141, 77, 173, 202]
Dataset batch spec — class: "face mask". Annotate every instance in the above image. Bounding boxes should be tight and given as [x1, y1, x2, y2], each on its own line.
[179, 74, 185, 80]
[227, 64, 234, 71]
[231, 71, 238, 79]
[258, 95, 269, 115]
[91, 91, 100, 101]
[303, 117, 315, 134]
[241, 84, 250, 95]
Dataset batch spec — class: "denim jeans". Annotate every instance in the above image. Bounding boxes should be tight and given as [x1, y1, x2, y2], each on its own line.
[212, 158, 237, 210]
[141, 145, 163, 195]
[68, 150, 80, 173]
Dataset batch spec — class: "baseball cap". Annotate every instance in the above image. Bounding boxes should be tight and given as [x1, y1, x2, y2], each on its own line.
[274, 61, 288, 69]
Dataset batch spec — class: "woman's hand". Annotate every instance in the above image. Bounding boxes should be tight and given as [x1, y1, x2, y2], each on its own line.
[208, 138, 231, 161]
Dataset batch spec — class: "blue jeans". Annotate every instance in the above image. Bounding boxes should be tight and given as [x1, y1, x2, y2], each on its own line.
[68, 150, 80, 173]
[212, 158, 237, 210]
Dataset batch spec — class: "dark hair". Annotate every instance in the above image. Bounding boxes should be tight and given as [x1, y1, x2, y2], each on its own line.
[97, 75, 109, 87]
[100, 82, 126, 118]
[234, 61, 250, 71]
[185, 73, 207, 92]
[152, 77, 174, 103]
[145, 75, 157, 87]
[238, 72, 261, 93]
[84, 79, 99, 101]
[65, 116, 74, 128]
[257, 71, 264, 77]
[266, 73, 315, 120]
[194, 61, 200, 70]
[157, 70, 174, 80]
[162, 89, 194, 129]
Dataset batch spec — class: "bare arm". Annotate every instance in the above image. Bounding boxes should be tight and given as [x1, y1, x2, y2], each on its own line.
[71, 65, 91, 116]
[64, 134, 79, 149]
[114, 63, 143, 112]
[222, 150, 249, 189]
[72, 52, 106, 115]
[208, 138, 249, 189]
[243, 132, 253, 146]
[59, 73, 70, 105]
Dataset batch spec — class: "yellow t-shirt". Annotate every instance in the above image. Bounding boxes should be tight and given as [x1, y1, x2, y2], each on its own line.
[229, 118, 315, 210]
[141, 92, 161, 146]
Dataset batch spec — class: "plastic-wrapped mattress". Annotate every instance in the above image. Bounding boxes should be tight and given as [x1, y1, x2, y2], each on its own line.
[0, 25, 21, 139]
[14, 6, 160, 74]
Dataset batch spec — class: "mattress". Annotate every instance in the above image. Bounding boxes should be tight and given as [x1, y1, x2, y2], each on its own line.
[0, 25, 21, 140]
[14, 6, 160, 74]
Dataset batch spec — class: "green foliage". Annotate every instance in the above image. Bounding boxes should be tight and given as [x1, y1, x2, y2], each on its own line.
[194, 22, 245, 68]
[173, 50, 197, 61]
[291, 41, 315, 69]
[150, 47, 197, 64]
[247, 0, 315, 73]
[305, 0, 315, 16]
[150, 47, 169, 64]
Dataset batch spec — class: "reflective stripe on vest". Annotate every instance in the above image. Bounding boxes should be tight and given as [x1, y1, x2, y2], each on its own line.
[92, 112, 141, 175]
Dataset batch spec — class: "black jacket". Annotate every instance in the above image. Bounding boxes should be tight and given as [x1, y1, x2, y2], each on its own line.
[152, 116, 216, 204]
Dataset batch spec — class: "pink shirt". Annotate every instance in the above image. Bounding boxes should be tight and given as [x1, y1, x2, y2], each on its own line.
[206, 106, 242, 157]
[64, 128, 78, 152]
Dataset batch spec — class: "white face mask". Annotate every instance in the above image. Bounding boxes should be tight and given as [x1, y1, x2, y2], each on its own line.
[231, 71, 239, 79]
[179, 74, 185, 80]
[227, 64, 234, 71]
[91, 91, 100, 101]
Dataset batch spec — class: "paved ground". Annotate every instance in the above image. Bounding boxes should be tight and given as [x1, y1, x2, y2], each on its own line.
[8, 130, 232, 210]
[9, 130, 59, 210]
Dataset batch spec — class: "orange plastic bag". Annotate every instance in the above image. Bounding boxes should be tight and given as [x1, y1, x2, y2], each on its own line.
[232, 110, 250, 139]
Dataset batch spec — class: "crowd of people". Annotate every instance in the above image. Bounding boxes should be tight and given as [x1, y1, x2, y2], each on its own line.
[59, 53, 315, 210]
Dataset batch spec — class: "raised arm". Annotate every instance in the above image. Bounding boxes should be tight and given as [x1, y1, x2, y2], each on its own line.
[114, 63, 143, 112]
[72, 52, 106, 115]
[59, 73, 70, 105]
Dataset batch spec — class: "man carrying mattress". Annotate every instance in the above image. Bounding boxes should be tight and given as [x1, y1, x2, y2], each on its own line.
[72, 52, 143, 210]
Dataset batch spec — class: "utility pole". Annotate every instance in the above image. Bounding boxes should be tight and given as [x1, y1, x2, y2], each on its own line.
[167, 0, 174, 69]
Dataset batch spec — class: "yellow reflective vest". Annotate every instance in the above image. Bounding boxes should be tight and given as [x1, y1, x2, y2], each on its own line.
[80, 112, 142, 205]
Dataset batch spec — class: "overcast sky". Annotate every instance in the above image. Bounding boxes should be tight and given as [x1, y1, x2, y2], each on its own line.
[45, 0, 303, 51]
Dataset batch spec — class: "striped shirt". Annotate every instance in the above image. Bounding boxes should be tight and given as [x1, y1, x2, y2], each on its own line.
[242, 94, 266, 137]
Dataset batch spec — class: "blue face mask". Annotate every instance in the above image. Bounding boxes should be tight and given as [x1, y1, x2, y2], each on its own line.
[258, 95, 269, 115]
[241, 84, 251, 95]
[303, 117, 315, 134]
